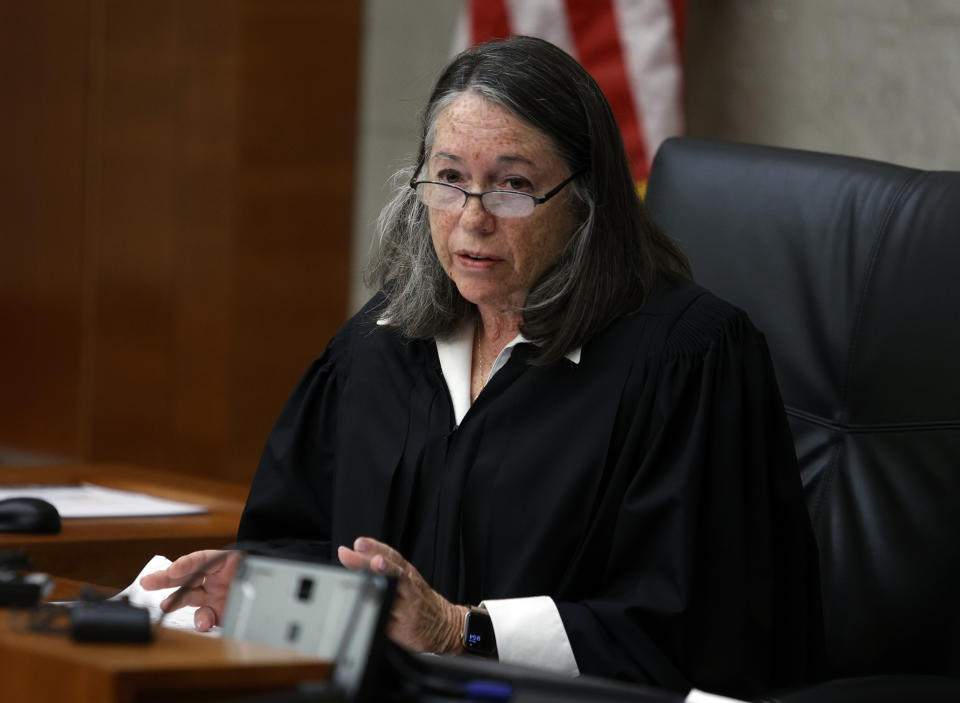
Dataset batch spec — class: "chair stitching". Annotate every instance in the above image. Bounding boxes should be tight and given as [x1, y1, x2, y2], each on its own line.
[806, 160, 931, 526]
[805, 170, 919, 526]
[839, 170, 922, 415]
[808, 431, 843, 525]
[785, 406, 960, 433]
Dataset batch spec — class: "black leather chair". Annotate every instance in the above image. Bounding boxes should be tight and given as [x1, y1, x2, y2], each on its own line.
[645, 138, 960, 702]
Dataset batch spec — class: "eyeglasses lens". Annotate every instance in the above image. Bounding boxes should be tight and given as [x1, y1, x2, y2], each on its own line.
[416, 183, 458, 210]
[415, 183, 534, 218]
[481, 192, 533, 218]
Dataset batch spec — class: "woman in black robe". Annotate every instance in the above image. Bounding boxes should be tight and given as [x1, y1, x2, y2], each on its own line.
[143, 36, 823, 698]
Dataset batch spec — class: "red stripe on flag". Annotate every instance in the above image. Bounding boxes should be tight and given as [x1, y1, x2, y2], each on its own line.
[563, 0, 649, 182]
[671, 0, 687, 139]
[671, 0, 687, 55]
[470, 0, 512, 44]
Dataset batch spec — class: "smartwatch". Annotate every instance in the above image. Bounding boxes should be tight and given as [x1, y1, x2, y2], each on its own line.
[462, 605, 497, 656]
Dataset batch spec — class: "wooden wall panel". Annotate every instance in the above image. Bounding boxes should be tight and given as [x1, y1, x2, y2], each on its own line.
[0, 1, 360, 485]
[228, 0, 358, 477]
[0, 2, 90, 457]
[88, 0, 241, 474]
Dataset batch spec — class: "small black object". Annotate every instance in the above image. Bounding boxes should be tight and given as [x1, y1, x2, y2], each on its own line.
[0, 549, 49, 607]
[0, 548, 34, 571]
[0, 572, 51, 607]
[0, 497, 62, 533]
[463, 605, 497, 657]
[70, 601, 152, 643]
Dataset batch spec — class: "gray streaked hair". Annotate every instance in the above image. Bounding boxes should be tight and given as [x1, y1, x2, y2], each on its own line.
[366, 36, 689, 364]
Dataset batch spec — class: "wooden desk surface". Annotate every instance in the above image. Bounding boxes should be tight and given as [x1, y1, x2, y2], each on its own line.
[1, 579, 331, 703]
[0, 463, 249, 588]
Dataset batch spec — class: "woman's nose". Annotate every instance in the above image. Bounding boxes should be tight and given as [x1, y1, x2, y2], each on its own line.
[459, 194, 495, 234]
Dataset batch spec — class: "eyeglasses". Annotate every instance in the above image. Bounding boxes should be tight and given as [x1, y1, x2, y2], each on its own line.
[409, 170, 583, 219]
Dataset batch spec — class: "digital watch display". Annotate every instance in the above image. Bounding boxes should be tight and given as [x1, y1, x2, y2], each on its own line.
[462, 605, 497, 656]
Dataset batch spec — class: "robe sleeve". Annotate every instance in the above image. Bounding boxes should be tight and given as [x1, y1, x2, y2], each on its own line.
[556, 305, 824, 698]
[233, 332, 344, 562]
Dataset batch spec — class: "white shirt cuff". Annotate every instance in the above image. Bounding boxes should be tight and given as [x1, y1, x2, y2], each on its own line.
[480, 596, 580, 677]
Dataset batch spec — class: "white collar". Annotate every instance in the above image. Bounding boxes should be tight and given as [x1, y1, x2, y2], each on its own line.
[434, 318, 581, 425]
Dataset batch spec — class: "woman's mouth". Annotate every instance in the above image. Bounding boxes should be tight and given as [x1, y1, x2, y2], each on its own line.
[456, 251, 500, 268]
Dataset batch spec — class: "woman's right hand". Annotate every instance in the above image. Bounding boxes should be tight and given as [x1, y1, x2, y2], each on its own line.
[139, 549, 242, 631]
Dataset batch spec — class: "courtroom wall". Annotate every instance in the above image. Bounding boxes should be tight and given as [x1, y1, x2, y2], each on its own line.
[0, 2, 361, 483]
[351, 0, 461, 313]
[350, 0, 960, 310]
[685, 0, 960, 171]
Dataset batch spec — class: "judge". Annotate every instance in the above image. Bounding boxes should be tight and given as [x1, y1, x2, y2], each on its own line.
[142, 35, 824, 698]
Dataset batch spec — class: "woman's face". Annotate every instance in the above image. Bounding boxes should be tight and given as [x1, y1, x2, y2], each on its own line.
[426, 92, 579, 314]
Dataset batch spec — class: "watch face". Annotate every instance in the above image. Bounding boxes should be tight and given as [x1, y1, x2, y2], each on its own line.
[464, 610, 497, 655]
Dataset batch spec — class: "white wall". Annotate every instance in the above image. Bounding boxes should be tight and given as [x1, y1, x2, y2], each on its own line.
[350, 0, 462, 312]
[685, 0, 960, 170]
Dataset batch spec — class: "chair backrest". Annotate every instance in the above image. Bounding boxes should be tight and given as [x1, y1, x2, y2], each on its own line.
[646, 138, 960, 679]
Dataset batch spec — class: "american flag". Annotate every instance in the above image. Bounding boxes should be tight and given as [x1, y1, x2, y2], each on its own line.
[454, 0, 686, 193]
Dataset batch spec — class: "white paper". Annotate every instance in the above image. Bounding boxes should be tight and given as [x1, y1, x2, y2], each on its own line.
[685, 689, 749, 703]
[0, 483, 208, 518]
[112, 554, 221, 637]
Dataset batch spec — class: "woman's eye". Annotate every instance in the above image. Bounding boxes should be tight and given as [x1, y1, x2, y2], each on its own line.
[437, 170, 463, 184]
[504, 177, 532, 191]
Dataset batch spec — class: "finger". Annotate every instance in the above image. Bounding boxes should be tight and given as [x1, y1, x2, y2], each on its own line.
[165, 550, 227, 580]
[354, 537, 404, 564]
[206, 551, 242, 578]
[140, 569, 179, 591]
[338, 545, 374, 571]
[338, 546, 396, 577]
[160, 586, 205, 611]
[194, 605, 219, 631]
[364, 553, 399, 577]
[193, 557, 240, 595]
[141, 550, 225, 591]
[163, 583, 227, 611]
[353, 538, 411, 577]
[371, 554, 393, 574]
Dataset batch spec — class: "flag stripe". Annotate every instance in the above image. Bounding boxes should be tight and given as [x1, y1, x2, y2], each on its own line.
[457, 0, 686, 183]
[671, 0, 687, 56]
[506, 0, 575, 56]
[469, 0, 511, 44]
[613, 0, 684, 171]
[565, 0, 649, 181]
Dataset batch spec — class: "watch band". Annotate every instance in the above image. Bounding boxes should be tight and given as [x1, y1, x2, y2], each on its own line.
[462, 605, 497, 656]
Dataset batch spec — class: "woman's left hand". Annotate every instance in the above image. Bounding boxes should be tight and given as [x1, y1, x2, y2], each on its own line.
[338, 537, 467, 654]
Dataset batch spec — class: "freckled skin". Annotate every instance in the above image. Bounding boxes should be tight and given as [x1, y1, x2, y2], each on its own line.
[427, 93, 579, 322]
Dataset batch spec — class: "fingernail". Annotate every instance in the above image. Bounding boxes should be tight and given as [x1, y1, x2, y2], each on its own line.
[377, 556, 388, 572]
[355, 538, 368, 552]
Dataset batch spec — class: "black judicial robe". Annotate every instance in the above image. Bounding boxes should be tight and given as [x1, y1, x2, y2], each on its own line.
[237, 279, 824, 697]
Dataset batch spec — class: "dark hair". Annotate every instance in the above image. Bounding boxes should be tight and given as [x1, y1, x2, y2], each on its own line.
[366, 35, 690, 364]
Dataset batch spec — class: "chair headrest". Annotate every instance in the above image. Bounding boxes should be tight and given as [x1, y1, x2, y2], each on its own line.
[647, 137, 960, 426]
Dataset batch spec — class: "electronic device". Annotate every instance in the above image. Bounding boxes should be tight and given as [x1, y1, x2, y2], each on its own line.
[463, 604, 497, 656]
[217, 556, 683, 703]
[404, 649, 687, 703]
[0, 549, 50, 607]
[221, 555, 394, 701]
[0, 572, 51, 607]
[70, 599, 152, 642]
[0, 497, 61, 533]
